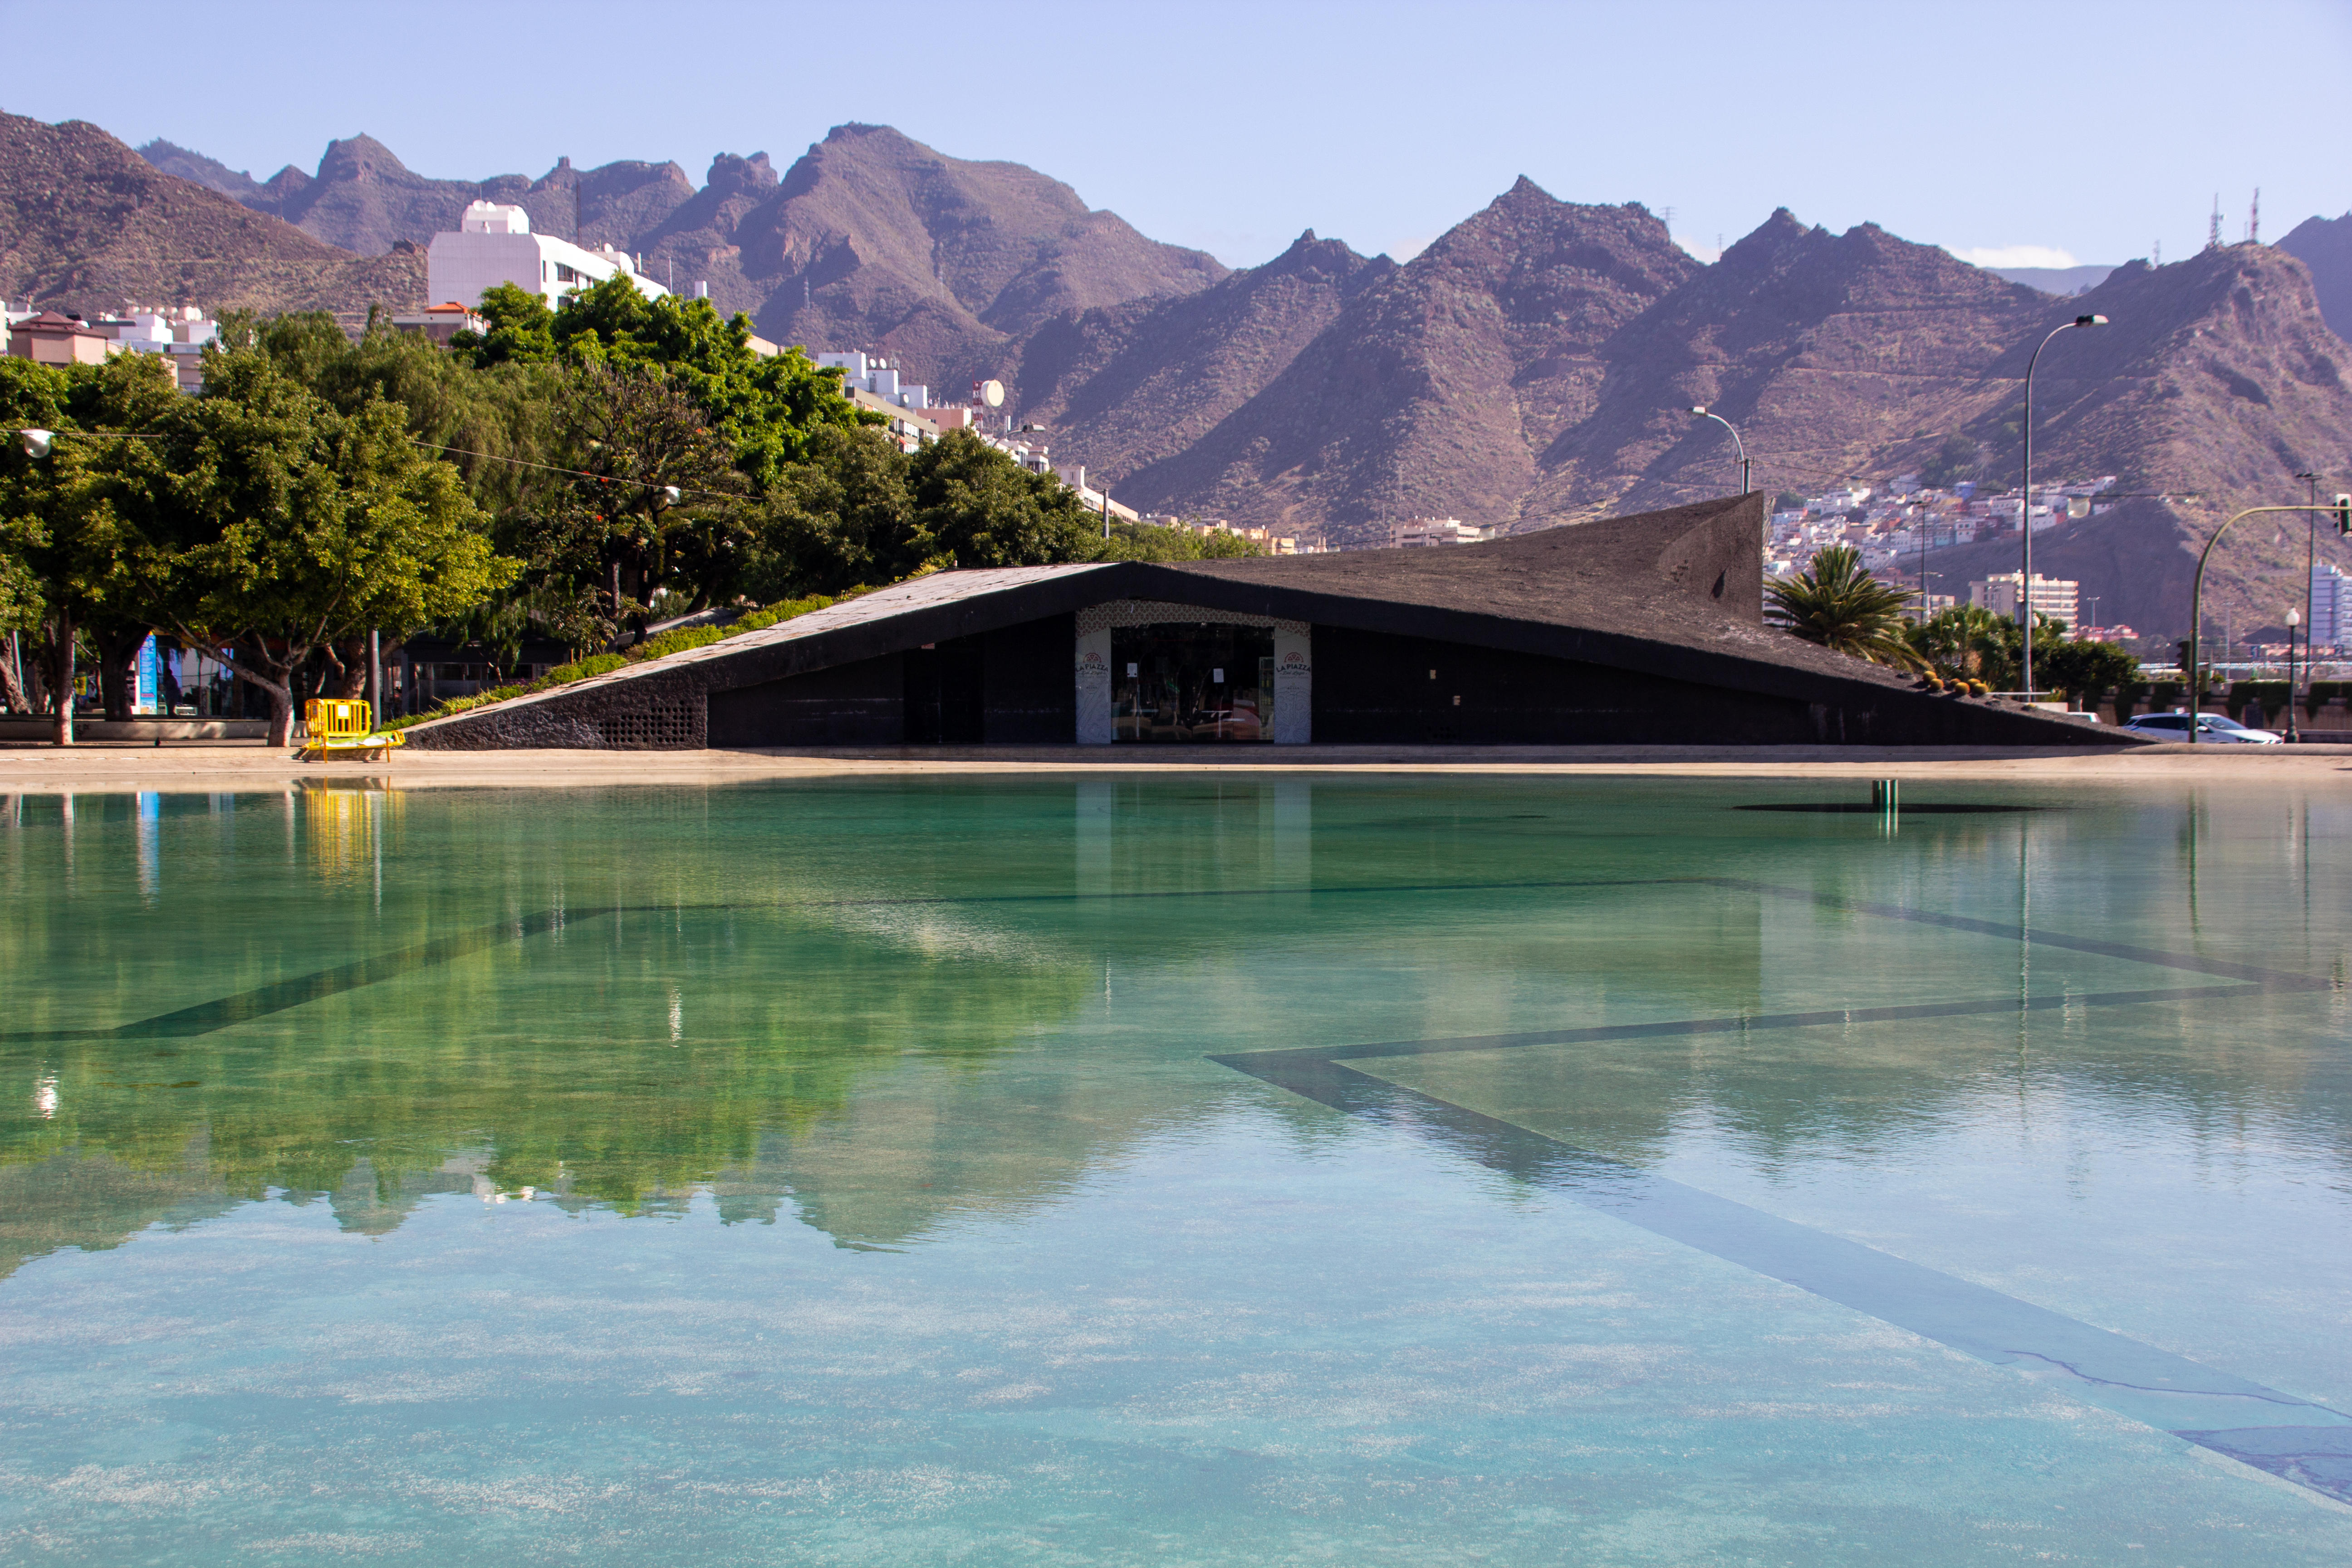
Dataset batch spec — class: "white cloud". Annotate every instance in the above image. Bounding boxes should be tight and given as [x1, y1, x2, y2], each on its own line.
[1950, 245, 2080, 270]
[1675, 235, 1723, 265]
[1388, 232, 1439, 262]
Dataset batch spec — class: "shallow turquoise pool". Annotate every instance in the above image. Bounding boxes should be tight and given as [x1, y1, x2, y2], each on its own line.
[2, 775, 2348, 1565]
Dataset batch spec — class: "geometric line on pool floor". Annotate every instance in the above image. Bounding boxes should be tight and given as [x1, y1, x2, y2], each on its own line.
[0, 906, 626, 1044]
[1280, 984, 2276, 1064]
[2, 870, 2322, 1049]
[10, 864, 2344, 1501]
[1212, 998, 2352, 1509]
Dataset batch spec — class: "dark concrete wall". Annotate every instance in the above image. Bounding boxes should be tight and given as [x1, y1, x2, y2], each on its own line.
[1311, 627, 2121, 747]
[704, 617, 1075, 748]
[980, 614, 1075, 743]
[708, 652, 905, 747]
[1315, 627, 1817, 745]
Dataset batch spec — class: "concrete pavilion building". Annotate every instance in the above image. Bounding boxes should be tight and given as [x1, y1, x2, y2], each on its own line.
[404, 495, 2134, 752]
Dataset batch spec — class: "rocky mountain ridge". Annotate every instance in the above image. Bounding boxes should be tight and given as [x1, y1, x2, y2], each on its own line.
[1, 115, 421, 321]
[58, 115, 2352, 637]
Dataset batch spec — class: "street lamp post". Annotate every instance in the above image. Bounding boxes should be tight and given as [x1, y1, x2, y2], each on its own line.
[2186, 504, 2333, 744]
[2285, 607, 2302, 743]
[2018, 314, 2107, 696]
[1688, 406, 1750, 495]
[2294, 470, 2320, 723]
[1911, 500, 1939, 623]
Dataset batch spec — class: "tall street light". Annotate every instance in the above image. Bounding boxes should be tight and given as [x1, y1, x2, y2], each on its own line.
[2294, 470, 2320, 716]
[2018, 313, 2107, 695]
[1688, 406, 1750, 496]
[2285, 607, 2301, 743]
[2185, 499, 2347, 743]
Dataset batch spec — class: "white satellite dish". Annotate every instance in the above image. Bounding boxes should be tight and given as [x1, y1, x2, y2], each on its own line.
[980, 379, 1005, 408]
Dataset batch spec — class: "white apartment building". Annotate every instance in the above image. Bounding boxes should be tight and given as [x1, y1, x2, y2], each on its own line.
[2312, 563, 2352, 649]
[1390, 517, 1497, 547]
[426, 202, 667, 310]
[814, 351, 930, 411]
[1052, 462, 1142, 524]
[90, 306, 218, 390]
[1970, 571, 2080, 628]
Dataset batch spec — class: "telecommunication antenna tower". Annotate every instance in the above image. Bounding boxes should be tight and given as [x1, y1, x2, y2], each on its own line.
[2207, 195, 2222, 250]
[2247, 188, 2260, 245]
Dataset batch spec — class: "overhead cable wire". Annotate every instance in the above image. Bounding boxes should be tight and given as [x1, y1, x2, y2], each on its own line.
[408, 440, 744, 503]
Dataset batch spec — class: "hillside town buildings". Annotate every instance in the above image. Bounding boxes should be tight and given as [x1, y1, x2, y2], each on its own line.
[4, 310, 109, 366]
[1766, 475, 2122, 583]
[4, 302, 221, 388]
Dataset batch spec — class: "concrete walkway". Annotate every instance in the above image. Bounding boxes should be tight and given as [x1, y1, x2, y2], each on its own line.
[3, 741, 2348, 792]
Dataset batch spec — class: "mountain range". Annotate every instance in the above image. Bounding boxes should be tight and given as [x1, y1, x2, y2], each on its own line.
[0, 115, 421, 323]
[4, 109, 2349, 639]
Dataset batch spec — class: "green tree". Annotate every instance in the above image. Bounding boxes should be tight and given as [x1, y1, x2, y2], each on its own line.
[1766, 544, 1923, 669]
[506, 274, 874, 491]
[544, 361, 750, 642]
[148, 350, 518, 745]
[446, 283, 559, 368]
[439, 276, 875, 633]
[2036, 635, 2137, 700]
[1099, 520, 1262, 561]
[909, 430, 1104, 569]
[0, 353, 180, 743]
[745, 425, 928, 599]
[0, 542, 38, 715]
[1907, 603, 2015, 687]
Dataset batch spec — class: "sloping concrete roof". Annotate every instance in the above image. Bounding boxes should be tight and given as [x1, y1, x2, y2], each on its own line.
[403, 494, 2135, 748]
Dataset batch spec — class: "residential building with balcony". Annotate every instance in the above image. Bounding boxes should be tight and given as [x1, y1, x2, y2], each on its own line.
[427, 201, 668, 310]
[1970, 571, 2080, 628]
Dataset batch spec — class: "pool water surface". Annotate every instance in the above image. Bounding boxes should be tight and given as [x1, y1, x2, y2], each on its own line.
[1, 775, 2347, 1565]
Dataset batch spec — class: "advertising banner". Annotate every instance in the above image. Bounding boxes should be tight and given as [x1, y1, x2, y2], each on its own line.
[135, 634, 159, 715]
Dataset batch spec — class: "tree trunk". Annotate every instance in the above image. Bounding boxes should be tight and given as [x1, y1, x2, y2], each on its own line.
[229, 658, 295, 748]
[95, 626, 146, 721]
[0, 633, 28, 716]
[265, 681, 294, 747]
[330, 635, 368, 698]
[48, 608, 74, 746]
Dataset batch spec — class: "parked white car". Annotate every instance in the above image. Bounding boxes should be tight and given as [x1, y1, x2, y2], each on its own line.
[2122, 712, 2284, 744]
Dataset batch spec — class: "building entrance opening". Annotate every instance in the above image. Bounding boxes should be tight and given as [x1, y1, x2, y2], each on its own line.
[1112, 623, 1274, 742]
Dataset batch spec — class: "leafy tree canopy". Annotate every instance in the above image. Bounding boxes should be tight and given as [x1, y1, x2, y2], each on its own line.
[453, 275, 876, 490]
[144, 348, 517, 741]
[1100, 520, 1261, 562]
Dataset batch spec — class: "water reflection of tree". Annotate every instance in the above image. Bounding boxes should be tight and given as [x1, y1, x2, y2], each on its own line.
[7, 777, 2350, 1275]
[0, 918, 1098, 1274]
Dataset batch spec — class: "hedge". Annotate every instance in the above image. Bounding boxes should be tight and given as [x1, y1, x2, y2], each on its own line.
[379, 591, 849, 732]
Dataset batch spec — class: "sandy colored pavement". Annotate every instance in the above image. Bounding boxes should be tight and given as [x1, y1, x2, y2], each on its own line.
[2, 741, 2349, 792]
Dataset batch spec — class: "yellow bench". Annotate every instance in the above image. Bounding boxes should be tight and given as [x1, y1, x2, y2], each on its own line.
[295, 698, 407, 762]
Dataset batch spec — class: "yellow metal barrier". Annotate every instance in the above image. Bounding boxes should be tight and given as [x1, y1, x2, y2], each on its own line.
[295, 698, 407, 762]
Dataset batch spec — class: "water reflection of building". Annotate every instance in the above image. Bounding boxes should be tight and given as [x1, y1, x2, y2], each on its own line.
[7, 782, 2348, 1269]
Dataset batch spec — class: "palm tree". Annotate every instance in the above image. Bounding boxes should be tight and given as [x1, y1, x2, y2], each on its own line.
[1766, 544, 1923, 670]
[1907, 603, 2013, 686]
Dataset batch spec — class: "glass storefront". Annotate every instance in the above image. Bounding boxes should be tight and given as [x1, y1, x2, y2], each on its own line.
[1112, 623, 1274, 742]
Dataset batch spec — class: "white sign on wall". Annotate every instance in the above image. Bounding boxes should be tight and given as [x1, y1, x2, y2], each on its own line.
[1273, 628, 1312, 745]
[1074, 627, 1113, 744]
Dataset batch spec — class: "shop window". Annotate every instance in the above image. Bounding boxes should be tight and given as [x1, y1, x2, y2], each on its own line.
[1111, 623, 1274, 742]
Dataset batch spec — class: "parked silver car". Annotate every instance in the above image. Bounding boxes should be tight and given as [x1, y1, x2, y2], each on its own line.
[2122, 711, 2284, 744]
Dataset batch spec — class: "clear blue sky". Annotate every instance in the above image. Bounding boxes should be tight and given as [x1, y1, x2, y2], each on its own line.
[10, 0, 2348, 271]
